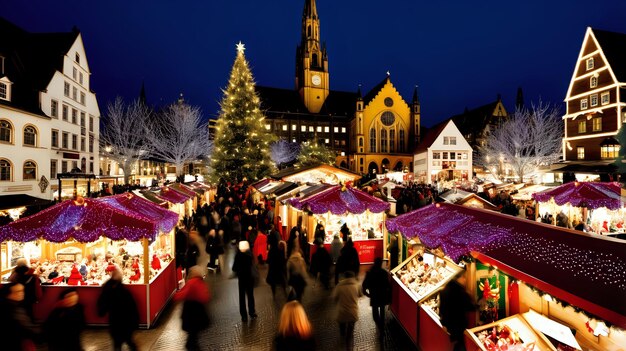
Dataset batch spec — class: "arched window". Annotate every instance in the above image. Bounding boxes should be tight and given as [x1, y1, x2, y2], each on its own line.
[399, 129, 405, 152]
[23, 160, 36, 180]
[380, 129, 387, 153]
[389, 129, 395, 153]
[369, 128, 376, 153]
[0, 120, 12, 143]
[0, 159, 11, 181]
[307, 25, 311, 38]
[359, 138, 363, 147]
[312, 53, 318, 68]
[23, 126, 37, 146]
[590, 76, 598, 88]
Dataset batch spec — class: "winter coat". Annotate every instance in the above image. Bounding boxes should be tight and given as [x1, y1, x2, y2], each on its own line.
[232, 250, 254, 288]
[174, 276, 211, 332]
[333, 277, 363, 323]
[336, 245, 360, 277]
[97, 278, 139, 336]
[387, 242, 399, 269]
[330, 238, 342, 264]
[310, 246, 332, 277]
[266, 246, 287, 286]
[0, 299, 40, 351]
[440, 279, 476, 339]
[362, 266, 391, 306]
[287, 252, 308, 290]
[44, 302, 85, 351]
[253, 232, 268, 262]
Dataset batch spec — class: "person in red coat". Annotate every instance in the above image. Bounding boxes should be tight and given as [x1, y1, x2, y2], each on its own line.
[253, 231, 268, 264]
[174, 266, 211, 350]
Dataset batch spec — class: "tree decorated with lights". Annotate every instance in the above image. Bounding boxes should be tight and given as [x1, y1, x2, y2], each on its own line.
[295, 139, 336, 168]
[211, 42, 275, 182]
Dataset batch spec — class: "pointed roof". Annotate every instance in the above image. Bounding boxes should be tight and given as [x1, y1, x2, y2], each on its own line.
[413, 120, 450, 154]
[256, 86, 357, 118]
[303, 0, 318, 18]
[363, 76, 390, 106]
[592, 28, 626, 82]
[0, 17, 78, 115]
[412, 86, 419, 104]
[449, 99, 502, 138]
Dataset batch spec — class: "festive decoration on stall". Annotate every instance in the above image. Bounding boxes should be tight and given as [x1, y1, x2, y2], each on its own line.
[154, 186, 191, 204]
[532, 182, 624, 210]
[211, 41, 275, 183]
[288, 184, 390, 215]
[98, 193, 179, 234]
[0, 198, 164, 243]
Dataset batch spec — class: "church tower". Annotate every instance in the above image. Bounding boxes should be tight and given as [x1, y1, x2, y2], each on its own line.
[295, 0, 329, 113]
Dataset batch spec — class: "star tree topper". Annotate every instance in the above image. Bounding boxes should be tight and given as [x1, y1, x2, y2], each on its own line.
[236, 41, 246, 55]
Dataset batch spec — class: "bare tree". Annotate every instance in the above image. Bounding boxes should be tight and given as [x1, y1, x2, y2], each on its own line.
[270, 139, 300, 169]
[100, 97, 151, 184]
[146, 101, 212, 180]
[478, 101, 563, 183]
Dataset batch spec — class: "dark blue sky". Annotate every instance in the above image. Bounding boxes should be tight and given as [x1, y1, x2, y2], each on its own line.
[3, 0, 626, 127]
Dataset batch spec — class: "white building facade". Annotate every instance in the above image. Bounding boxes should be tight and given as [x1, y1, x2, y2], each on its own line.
[0, 19, 100, 201]
[413, 120, 473, 185]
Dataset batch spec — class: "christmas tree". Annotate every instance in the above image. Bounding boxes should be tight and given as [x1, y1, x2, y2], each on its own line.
[295, 139, 336, 168]
[211, 42, 275, 182]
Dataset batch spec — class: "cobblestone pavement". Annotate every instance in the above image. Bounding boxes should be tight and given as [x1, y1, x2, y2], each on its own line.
[76, 244, 418, 351]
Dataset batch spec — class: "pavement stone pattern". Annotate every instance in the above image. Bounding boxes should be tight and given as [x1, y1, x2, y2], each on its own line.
[73, 244, 418, 351]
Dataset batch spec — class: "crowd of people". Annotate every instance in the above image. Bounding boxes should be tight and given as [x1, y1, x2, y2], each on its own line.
[395, 182, 438, 215]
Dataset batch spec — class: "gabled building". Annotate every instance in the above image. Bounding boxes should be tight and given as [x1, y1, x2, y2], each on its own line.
[450, 95, 509, 151]
[413, 119, 472, 184]
[257, 0, 420, 174]
[0, 18, 100, 202]
[562, 27, 626, 170]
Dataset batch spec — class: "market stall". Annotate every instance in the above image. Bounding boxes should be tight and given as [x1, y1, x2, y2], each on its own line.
[0, 195, 179, 328]
[386, 203, 626, 351]
[287, 184, 390, 264]
[532, 182, 626, 235]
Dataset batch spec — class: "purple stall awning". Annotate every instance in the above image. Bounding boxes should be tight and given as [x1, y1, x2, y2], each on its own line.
[532, 181, 624, 210]
[288, 185, 390, 215]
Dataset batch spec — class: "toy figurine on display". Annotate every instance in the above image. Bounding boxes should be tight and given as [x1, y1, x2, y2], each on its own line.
[129, 258, 141, 283]
[151, 254, 162, 270]
[67, 265, 85, 286]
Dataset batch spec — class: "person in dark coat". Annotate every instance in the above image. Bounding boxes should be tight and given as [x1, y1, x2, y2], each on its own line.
[314, 223, 326, 245]
[310, 241, 332, 290]
[175, 226, 189, 268]
[336, 239, 360, 284]
[440, 273, 476, 351]
[287, 251, 308, 301]
[0, 282, 41, 351]
[9, 258, 42, 320]
[361, 257, 391, 326]
[274, 301, 315, 351]
[266, 241, 287, 297]
[174, 266, 211, 351]
[205, 229, 223, 271]
[387, 234, 399, 270]
[185, 231, 201, 270]
[97, 268, 139, 351]
[44, 288, 85, 351]
[232, 241, 257, 321]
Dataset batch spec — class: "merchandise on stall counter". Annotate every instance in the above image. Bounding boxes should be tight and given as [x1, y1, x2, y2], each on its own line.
[5, 236, 173, 286]
[476, 324, 535, 351]
[394, 249, 460, 301]
[466, 314, 554, 351]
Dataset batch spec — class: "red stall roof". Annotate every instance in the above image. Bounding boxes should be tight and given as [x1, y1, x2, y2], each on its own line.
[288, 184, 390, 215]
[532, 181, 625, 210]
[157, 186, 191, 204]
[386, 203, 626, 328]
[167, 183, 197, 198]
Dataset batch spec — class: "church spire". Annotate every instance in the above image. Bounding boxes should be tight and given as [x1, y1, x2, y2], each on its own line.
[303, 0, 318, 20]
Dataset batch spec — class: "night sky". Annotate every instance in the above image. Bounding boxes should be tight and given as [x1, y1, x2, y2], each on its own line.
[3, 0, 626, 127]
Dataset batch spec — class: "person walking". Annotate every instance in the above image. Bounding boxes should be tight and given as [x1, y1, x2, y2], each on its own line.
[0, 282, 41, 351]
[362, 257, 391, 327]
[336, 239, 360, 285]
[205, 229, 223, 271]
[274, 300, 315, 351]
[287, 251, 308, 301]
[174, 266, 211, 351]
[333, 271, 362, 349]
[310, 241, 332, 290]
[267, 240, 287, 297]
[9, 258, 42, 320]
[232, 241, 257, 322]
[97, 267, 139, 351]
[44, 288, 85, 351]
[330, 234, 342, 264]
[440, 273, 476, 351]
[387, 234, 399, 270]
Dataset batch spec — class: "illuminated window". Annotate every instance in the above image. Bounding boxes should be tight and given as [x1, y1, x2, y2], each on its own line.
[292, 124, 297, 131]
[282, 124, 288, 131]
[0, 159, 11, 181]
[317, 126, 322, 132]
[592, 117, 602, 131]
[265, 124, 271, 130]
[369, 128, 376, 153]
[309, 126, 314, 132]
[578, 121, 586, 133]
[324, 126, 329, 133]
[580, 99, 588, 110]
[601, 144, 619, 159]
[586, 58, 594, 70]
[590, 94, 598, 107]
[23, 126, 36, 146]
[577, 146, 585, 160]
[341, 127, 346, 133]
[301, 125, 306, 132]
[601, 92, 609, 105]
[334, 127, 339, 133]
[23, 161, 36, 180]
[325, 138, 329, 144]
[590, 76, 597, 88]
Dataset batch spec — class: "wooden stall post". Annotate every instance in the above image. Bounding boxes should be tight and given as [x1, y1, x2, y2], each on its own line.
[143, 237, 150, 285]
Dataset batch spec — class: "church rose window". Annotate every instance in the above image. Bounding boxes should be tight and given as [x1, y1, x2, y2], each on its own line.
[381, 111, 395, 126]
